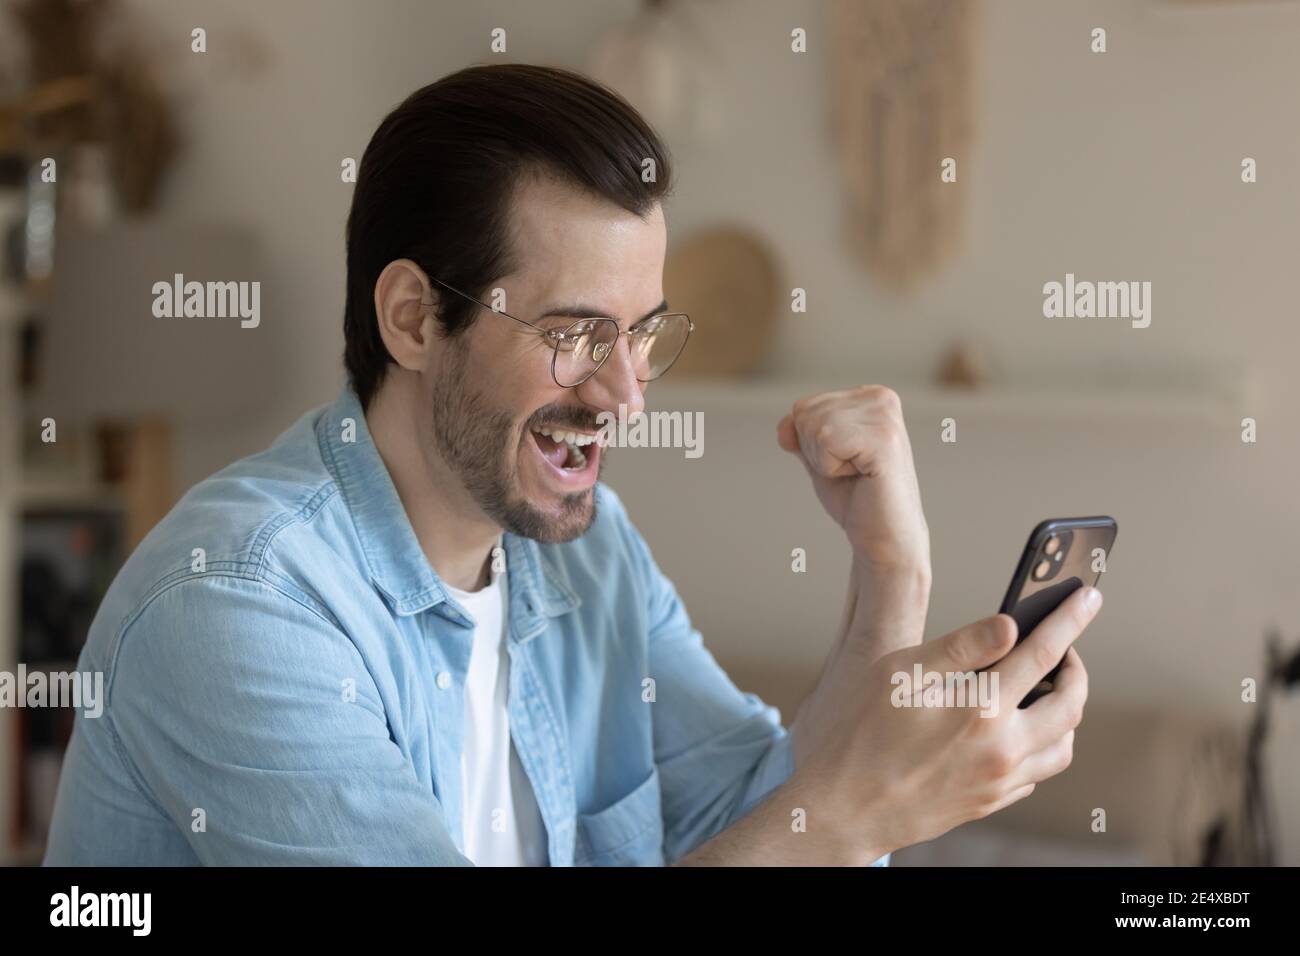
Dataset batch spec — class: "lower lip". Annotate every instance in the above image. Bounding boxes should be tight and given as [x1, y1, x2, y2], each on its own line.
[526, 430, 601, 490]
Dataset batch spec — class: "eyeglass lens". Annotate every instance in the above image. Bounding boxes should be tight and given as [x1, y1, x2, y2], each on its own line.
[552, 315, 690, 387]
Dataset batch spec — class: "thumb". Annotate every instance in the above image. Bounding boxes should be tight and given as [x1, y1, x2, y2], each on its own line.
[919, 614, 1018, 675]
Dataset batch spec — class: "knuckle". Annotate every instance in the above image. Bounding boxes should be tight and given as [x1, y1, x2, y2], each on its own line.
[876, 416, 903, 443]
[1057, 736, 1076, 772]
[1070, 649, 1089, 680]
[1067, 700, 1086, 729]
[862, 384, 901, 408]
[981, 745, 1017, 781]
[1009, 783, 1036, 807]
[853, 383, 880, 402]
[1032, 640, 1060, 674]
[956, 640, 982, 673]
[978, 786, 1012, 816]
[991, 613, 1018, 646]
[957, 617, 1009, 669]
[951, 628, 984, 670]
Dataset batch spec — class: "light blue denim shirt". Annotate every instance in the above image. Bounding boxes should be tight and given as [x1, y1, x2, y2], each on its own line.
[45, 385, 880, 866]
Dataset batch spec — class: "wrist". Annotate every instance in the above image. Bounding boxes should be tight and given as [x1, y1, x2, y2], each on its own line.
[784, 771, 892, 866]
[846, 557, 931, 652]
[851, 550, 932, 593]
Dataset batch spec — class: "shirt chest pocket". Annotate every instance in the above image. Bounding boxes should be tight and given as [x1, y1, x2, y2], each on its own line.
[573, 767, 664, 866]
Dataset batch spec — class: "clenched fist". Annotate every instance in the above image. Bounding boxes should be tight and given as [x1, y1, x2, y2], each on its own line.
[777, 385, 930, 575]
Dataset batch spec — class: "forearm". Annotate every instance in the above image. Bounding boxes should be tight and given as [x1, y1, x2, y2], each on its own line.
[673, 776, 880, 866]
[684, 551, 928, 866]
[792, 556, 930, 767]
[824, 554, 932, 673]
[845, 553, 931, 659]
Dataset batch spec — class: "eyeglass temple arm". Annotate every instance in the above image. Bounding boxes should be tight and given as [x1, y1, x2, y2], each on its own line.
[428, 275, 549, 336]
[429, 276, 686, 341]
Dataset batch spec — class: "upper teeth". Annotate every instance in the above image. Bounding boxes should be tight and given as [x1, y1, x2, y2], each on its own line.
[533, 426, 596, 447]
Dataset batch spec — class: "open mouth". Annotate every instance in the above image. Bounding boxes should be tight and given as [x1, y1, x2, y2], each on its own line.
[527, 424, 600, 487]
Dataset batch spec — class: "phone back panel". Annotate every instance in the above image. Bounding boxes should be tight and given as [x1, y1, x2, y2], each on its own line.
[1000, 517, 1117, 704]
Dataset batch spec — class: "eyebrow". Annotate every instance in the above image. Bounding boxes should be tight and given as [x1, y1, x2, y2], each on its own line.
[537, 298, 669, 326]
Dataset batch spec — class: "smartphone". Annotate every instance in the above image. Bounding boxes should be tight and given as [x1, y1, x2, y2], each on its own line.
[998, 516, 1117, 707]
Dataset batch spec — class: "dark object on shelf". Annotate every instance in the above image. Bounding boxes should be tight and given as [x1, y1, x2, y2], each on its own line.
[19, 315, 40, 391]
[935, 340, 988, 390]
[19, 508, 124, 664]
[0, 154, 28, 281]
[15, 507, 125, 852]
[1192, 630, 1300, 867]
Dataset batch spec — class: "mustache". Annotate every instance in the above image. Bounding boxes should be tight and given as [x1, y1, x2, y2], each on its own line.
[527, 406, 601, 432]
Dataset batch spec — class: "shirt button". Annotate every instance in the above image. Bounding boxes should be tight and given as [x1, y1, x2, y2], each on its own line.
[435, 671, 452, 690]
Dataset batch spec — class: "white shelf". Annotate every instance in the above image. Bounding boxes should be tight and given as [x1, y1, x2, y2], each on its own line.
[646, 376, 1250, 426]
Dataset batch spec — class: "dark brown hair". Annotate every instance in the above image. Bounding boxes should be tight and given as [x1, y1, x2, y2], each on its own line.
[342, 63, 673, 407]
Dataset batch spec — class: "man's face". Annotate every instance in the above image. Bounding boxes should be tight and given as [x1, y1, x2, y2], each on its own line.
[426, 174, 665, 543]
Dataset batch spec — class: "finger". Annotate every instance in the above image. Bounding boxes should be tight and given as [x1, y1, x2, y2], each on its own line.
[780, 391, 904, 477]
[778, 414, 856, 485]
[996, 587, 1101, 703]
[916, 614, 1018, 676]
[982, 782, 1035, 817]
[776, 414, 800, 453]
[1018, 648, 1088, 750]
[777, 412, 858, 479]
[1010, 730, 1075, 788]
[795, 420, 861, 479]
[818, 420, 893, 478]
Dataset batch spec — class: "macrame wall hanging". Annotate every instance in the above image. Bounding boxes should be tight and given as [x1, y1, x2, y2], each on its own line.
[831, 0, 976, 292]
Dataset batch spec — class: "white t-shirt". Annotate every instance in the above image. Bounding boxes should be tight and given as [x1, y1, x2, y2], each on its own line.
[445, 558, 548, 866]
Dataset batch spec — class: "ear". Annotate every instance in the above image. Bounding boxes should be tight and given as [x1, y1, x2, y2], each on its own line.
[374, 259, 437, 371]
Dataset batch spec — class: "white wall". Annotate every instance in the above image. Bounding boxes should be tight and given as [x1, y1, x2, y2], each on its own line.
[126, 0, 1300, 487]
[659, 0, 1300, 401]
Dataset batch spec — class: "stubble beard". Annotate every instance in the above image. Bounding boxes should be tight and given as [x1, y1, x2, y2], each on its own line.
[428, 343, 600, 544]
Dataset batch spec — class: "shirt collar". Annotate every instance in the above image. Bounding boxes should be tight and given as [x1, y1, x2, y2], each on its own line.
[317, 385, 580, 622]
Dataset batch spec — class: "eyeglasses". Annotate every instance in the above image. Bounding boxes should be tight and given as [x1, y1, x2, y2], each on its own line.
[427, 276, 694, 388]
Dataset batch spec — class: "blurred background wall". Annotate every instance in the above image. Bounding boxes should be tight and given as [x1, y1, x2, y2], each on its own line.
[1, 0, 1298, 866]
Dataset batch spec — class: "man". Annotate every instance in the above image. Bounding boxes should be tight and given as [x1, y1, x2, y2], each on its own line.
[45, 64, 1097, 866]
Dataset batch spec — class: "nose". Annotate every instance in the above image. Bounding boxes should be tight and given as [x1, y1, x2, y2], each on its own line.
[575, 332, 646, 420]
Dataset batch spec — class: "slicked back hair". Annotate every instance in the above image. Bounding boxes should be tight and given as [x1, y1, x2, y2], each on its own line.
[342, 64, 673, 408]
